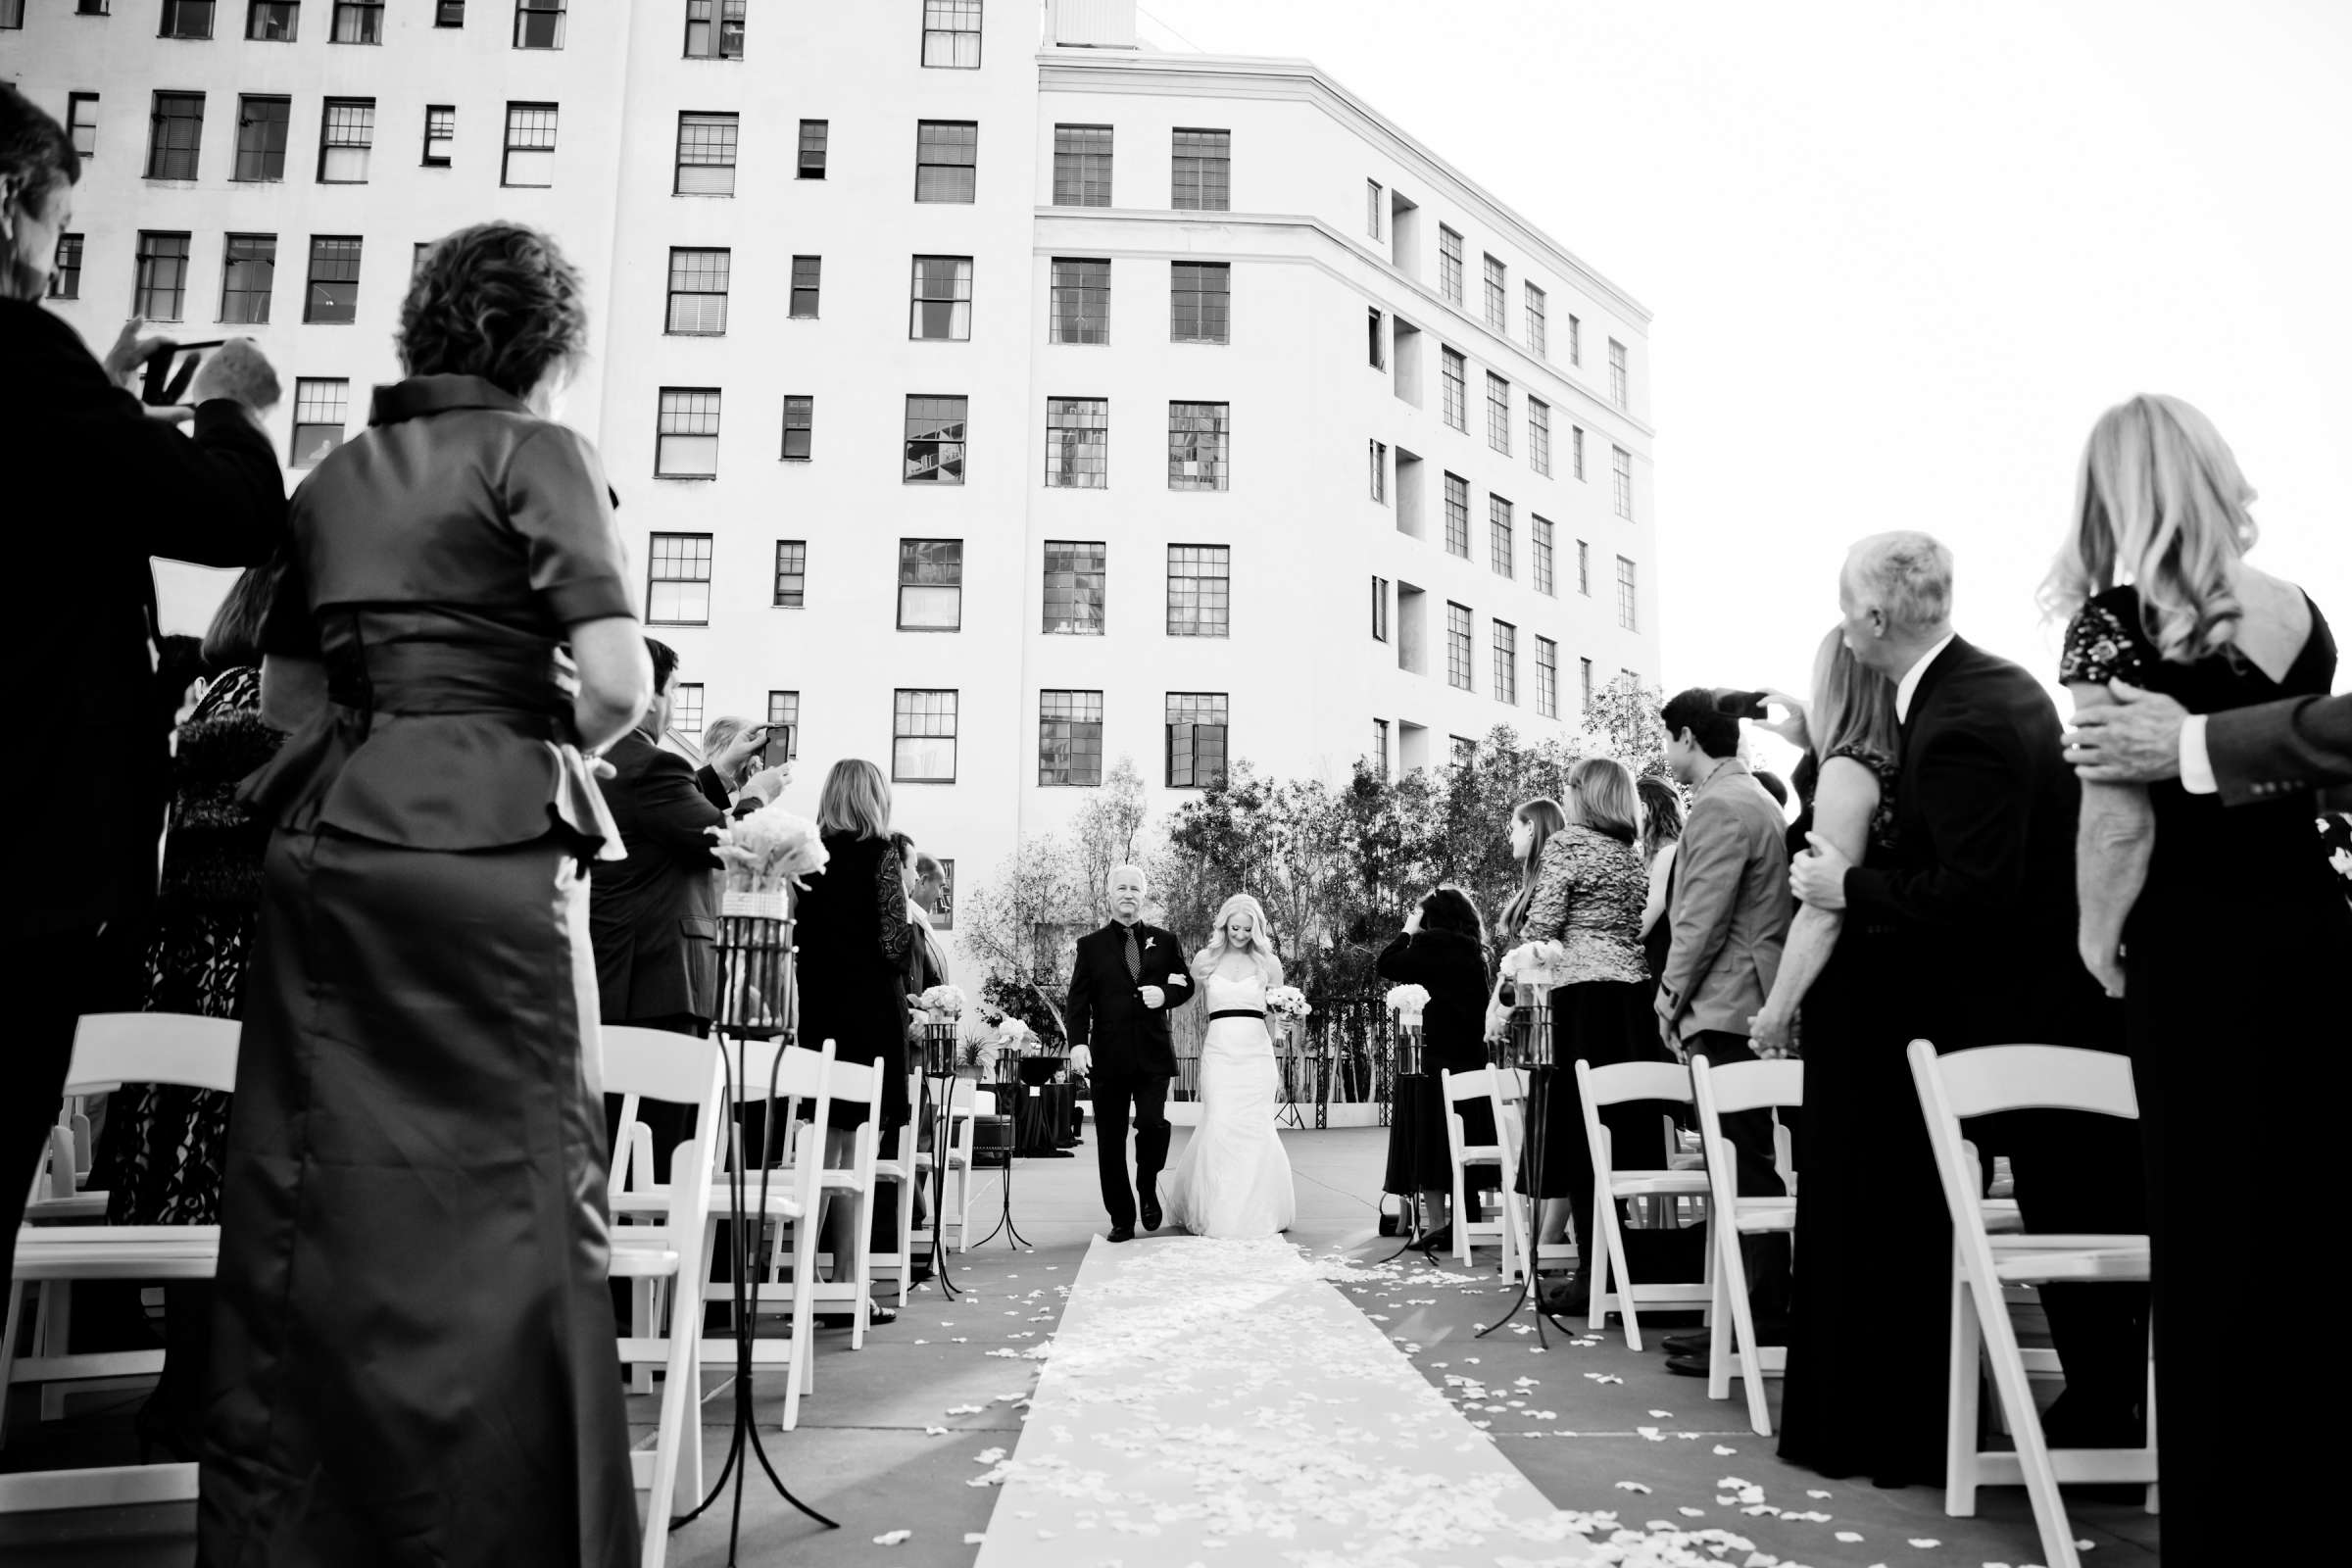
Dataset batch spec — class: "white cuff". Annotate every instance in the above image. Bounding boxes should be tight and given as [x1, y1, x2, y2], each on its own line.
[2179, 714, 2217, 795]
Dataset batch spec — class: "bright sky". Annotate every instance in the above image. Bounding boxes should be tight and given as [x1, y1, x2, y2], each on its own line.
[1147, 0, 2352, 726]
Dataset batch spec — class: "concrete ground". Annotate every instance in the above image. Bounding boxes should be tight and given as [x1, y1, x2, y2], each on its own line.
[2, 1126, 2159, 1566]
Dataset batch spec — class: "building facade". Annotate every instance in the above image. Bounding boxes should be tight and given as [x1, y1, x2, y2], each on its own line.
[6, 0, 1658, 955]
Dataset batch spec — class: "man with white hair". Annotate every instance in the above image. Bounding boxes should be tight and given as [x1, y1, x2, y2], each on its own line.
[1788, 531, 2147, 1460]
[1064, 866, 1194, 1242]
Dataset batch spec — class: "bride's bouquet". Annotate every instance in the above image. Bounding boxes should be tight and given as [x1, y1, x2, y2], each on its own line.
[1264, 985, 1312, 1023]
[1383, 983, 1431, 1023]
[1498, 938, 1571, 994]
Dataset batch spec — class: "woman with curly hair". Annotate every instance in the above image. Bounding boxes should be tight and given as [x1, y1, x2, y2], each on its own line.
[201, 223, 654, 1566]
[1155, 893, 1297, 1237]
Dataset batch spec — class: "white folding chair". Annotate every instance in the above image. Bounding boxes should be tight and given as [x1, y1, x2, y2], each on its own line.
[1574, 1057, 1713, 1349]
[1, 1013, 237, 1512]
[801, 1052, 882, 1348]
[1689, 1054, 1802, 1435]
[1439, 1066, 1519, 1267]
[601, 1027, 725, 1564]
[1908, 1041, 2156, 1568]
[869, 1070, 923, 1306]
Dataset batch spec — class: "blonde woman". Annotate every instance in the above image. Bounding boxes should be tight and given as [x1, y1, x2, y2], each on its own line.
[2048, 394, 2346, 1557]
[1155, 894, 1298, 1237]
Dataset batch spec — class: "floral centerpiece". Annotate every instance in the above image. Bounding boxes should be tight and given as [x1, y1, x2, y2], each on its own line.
[1383, 983, 1431, 1024]
[911, 983, 967, 1025]
[703, 805, 827, 1030]
[1497, 939, 1571, 996]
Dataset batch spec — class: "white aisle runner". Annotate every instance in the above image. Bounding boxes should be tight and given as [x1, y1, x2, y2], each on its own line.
[970, 1235, 1597, 1568]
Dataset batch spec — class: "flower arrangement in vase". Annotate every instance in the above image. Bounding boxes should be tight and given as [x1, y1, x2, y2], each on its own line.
[1383, 983, 1432, 1024]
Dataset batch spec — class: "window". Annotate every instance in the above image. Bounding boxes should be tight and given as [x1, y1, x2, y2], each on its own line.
[1167, 403, 1229, 491]
[1489, 495, 1513, 578]
[1452, 736, 1478, 766]
[1493, 619, 1517, 705]
[779, 395, 813, 460]
[78, 0, 110, 13]
[146, 92, 203, 180]
[665, 247, 729, 334]
[502, 102, 556, 186]
[1535, 637, 1558, 718]
[1608, 338, 1629, 407]
[1368, 308, 1385, 369]
[1438, 225, 1463, 305]
[68, 95, 99, 160]
[1524, 399, 1550, 477]
[655, 388, 721, 478]
[1366, 178, 1383, 239]
[645, 532, 712, 622]
[1170, 127, 1229, 211]
[1616, 556, 1638, 630]
[1578, 538, 1591, 595]
[908, 255, 972, 341]
[413, 241, 430, 276]
[1164, 693, 1228, 789]
[436, 0, 462, 23]
[1, 0, 21, 23]
[1486, 371, 1511, 455]
[290, 377, 349, 468]
[1043, 541, 1104, 634]
[1049, 258, 1108, 344]
[1053, 124, 1111, 207]
[1368, 440, 1387, 504]
[512, 0, 562, 48]
[1440, 347, 1466, 430]
[1483, 255, 1506, 332]
[1612, 446, 1634, 519]
[220, 234, 274, 323]
[1169, 261, 1230, 344]
[920, 0, 980, 68]
[669, 684, 705, 743]
[675, 112, 737, 195]
[330, 0, 378, 41]
[1581, 657, 1594, 712]
[772, 540, 806, 607]
[894, 690, 958, 782]
[1166, 545, 1229, 636]
[1532, 515, 1554, 596]
[904, 396, 966, 483]
[1572, 424, 1586, 480]
[765, 692, 799, 756]
[796, 120, 827, 178]
[50, 234, 84, 300]
[1044, 399, 1107, 489]
[1445, 603, 1472, 691]
[1568, 314, 1582, 365]
[318, 98, 373, 183]
[897, 539, 962, 631]
[1526, 283, 1546, 357]
[133, 231, 190, 319]
[421, 105, 454, 168]
[682, 0, 743, 59]
[1443, 471, 1468, 558]
[247, 0, 296, 38]
[914, 120, 976, 202]
[303, 235, 361, 323]
[233, 96, 290, 181]
[1370, 575, 1389, 641]
[766, 257, 815, 322]
[1371, 718, 1390, 776]
[1039, 691, 1104, 787]
[160, 0, 213, 36]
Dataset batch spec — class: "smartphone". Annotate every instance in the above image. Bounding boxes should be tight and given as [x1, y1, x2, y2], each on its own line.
[1718, 688, 1771, 721]
[757, 724, 795, 770]
[141, 340, 225, 407]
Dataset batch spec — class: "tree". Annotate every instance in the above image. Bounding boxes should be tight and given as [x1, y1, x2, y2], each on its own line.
[1068, 757, 1152, 928]
[1578, 675, 1673, 781]
[957, 833, 1084, 1041]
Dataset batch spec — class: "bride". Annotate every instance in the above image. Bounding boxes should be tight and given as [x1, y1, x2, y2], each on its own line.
[1158, 894, 1298, 1238]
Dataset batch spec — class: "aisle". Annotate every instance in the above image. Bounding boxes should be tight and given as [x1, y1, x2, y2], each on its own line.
[969, 1234, 1608, 1568]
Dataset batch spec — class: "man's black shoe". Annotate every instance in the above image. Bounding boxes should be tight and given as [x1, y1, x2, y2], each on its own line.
[1661, 1331, 1710, 1358]
[1664, 1352, 1710, 1378]
[1140, 1196, 1162, 1232]
[1108, 1224, 1136, 1244]
[1537, 1277, 1590, 1317]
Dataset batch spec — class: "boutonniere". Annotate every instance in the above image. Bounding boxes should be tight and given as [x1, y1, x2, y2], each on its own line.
[1143, 936, 1157, 951]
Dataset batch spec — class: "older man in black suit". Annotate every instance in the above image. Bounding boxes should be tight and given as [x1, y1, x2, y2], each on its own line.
[1065, 866, 1194, 1242]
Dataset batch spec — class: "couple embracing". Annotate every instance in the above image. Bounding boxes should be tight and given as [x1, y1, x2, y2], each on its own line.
[1064, 866, 1297, 1244]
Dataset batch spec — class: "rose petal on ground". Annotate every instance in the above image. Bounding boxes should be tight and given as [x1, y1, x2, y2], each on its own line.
[872, 1529, 910, 1545]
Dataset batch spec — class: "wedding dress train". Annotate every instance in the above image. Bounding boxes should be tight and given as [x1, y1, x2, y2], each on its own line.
[1158, 972, 1297, 1238]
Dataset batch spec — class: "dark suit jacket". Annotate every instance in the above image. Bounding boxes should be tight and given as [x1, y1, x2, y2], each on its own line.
[1064, 921, 1196, 1079]
[693, 763, 732, 812]
[589, 726, 724, 1022]
[1843, 637, 2106, 1048]
[2208, 693, 2352, 806]
[5, 301, 285, 942]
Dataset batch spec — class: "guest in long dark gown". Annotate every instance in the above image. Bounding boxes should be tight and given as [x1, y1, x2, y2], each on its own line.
[792, 758, 915, 1329]
[1747, 628, 1942, 1483]
[1375, 886, 1495, 1252]
[2053, 394, 2352, 1561]
[201, 222, 654, 1567]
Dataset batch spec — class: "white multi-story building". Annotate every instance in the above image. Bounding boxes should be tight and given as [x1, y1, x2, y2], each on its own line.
[6, 0, 1658, 948]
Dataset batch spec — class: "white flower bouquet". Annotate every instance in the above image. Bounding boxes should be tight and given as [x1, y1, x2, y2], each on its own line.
[707, 805, 827, 917]
[1264, 985, 1312, 1022]
[1383, 983, 1432, 1023]
[914, 983, 967, 1020]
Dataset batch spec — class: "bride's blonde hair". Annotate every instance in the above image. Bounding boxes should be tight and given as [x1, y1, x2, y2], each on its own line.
[1192, 893, 1283, 985]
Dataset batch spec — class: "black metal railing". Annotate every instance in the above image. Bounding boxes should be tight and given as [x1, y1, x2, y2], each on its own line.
[1167, 995, 1394, 1127]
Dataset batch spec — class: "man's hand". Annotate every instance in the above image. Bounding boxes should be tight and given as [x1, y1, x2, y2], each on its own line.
[104, 318, 162, 387]
[189, 337, 282, 417]
[2079, 931, 2127, 1001]
[1069, 1045, 1093, 1077]
[1138, 985, 1165, 1009]
[1788, 832, 1851, 910]
[712, 723, 767, 778]
[1749, 1009, 1795, 1058]
[2064, 681, 2188, 784]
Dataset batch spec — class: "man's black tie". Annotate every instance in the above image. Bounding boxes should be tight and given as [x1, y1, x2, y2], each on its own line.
[1123, 924, 1142, 983]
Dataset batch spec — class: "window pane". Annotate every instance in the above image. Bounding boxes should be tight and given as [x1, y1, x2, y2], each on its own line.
[1053, 123, 1111, 207]
[647, 531, 713, 622]
[1043, 540, 1105, 634]
[1039, 689, 1104, 786]
[798, 119, 826, 177]
[1166, 402, 1228, 491]
[1050, 258, 1108, 345]
[513, 0, 564, 49]
[780, 394, 813, 460]
[914, 120, 977, 202]
[908, 254, 973, 341]
[771, 540, 806, 607]
[1169, 261, 1229, 344]
[1441, 347, 1465, 429]
[893, 689, 958, 783]
[502, 102, 557, 187]
[304, 234, 362, 323]
[666, 247, 730, 335]
[146, 92, 204, 181]
[1165, 545, 1230, 636]
[1443, 472, 1468, 558]
[220, 233, 275, 323]
[903, 395, 967, 484]
[290, 376, 349, 468]
[790, 255, 820, 318]
[656, 388, 722, 477]
[234, 96, 290, 181]
[919, 0, 980, 69]
[1163, 692, 1228, 789]
[1170, 127, 1229, 212]
[675, 113, 738, 195]
[1044, 398, 1107, 490]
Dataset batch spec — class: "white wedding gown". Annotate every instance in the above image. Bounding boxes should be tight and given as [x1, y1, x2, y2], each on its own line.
[1158, 972, 1297, 1238]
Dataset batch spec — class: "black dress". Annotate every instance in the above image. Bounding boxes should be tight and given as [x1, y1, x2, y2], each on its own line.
[2062, 585, 2351, 1559]
[1375, 928, 1496, 1195]
[791, 832, 915, 1134]
[1774, 744, 1949, 1485]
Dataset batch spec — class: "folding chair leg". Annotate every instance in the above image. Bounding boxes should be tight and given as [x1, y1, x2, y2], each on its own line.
[1451, 1164, 1470, 1265]
[782, 1205, 818, 1430]
[1946, 1263, 1981, 1515]
[1719, 1234, 1772, 1437]
[895, 1172, 915, 1307]
[1706, 1249, 1735, 1401]
[849, 1198, 874, 1351]
[35, 1282, 72, 1422]
[1974, 1278, 2081, 1568]
[0, 1275, 24, 1447]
